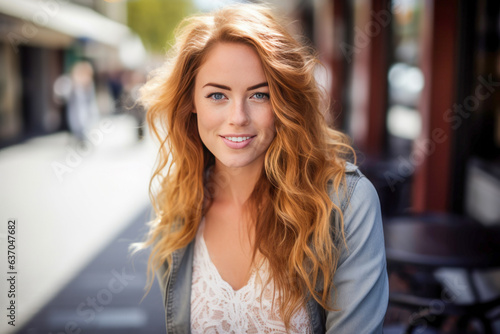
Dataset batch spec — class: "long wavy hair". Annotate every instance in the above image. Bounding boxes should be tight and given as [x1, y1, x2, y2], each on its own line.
[136, 3, 355, 329]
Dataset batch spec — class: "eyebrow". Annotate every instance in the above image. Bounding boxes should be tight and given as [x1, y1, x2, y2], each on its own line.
[202, 82, 268, 91]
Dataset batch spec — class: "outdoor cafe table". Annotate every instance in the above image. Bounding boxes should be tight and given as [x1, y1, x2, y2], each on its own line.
[383, 214, 500, 333]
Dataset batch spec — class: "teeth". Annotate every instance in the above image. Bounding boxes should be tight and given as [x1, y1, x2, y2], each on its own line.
[225, 136, 251, 142]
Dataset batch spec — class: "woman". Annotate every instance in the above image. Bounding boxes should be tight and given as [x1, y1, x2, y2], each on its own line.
[136, 3, 388, 333]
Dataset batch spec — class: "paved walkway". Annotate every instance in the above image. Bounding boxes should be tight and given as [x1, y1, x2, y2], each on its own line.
[0, 115, 158, 333]
[16, 206, 165, 333]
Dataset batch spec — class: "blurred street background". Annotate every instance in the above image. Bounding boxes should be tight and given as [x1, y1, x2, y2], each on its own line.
[0, 0, 499, 333]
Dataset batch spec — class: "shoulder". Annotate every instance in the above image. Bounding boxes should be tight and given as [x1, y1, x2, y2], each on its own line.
[337, 162, 383, 261]
[331, 161, 382, 243]
[343, 163, 380, 213]
[341, 162, 365, 210]
[332, 162, 380, 217]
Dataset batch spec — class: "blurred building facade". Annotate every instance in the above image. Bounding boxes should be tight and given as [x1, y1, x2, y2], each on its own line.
[0, 0, 145, 148]
[279, 0, 500, 224]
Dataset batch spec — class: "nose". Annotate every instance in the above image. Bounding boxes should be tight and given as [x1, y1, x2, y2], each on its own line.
[228, 101, 250, 126]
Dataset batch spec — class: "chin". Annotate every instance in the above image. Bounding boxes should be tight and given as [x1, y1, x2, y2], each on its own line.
[219, 160, 249, 169]
[217, 157, 256, 169]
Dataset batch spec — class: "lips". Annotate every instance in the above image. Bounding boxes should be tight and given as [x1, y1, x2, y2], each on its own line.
[220, 134, 255, 149]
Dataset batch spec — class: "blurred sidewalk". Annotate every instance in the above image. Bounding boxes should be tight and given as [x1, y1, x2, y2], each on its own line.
[16, 206, 165, 334]
[0, 114, 157, 333]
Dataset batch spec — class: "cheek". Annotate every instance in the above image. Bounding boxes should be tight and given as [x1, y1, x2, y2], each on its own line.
[196, 108, 219, 133]
[193, 93, 219, 133]
[262, 109, 276, 136]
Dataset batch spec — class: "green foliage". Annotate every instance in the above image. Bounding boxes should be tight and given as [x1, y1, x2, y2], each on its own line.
[127, 0, 195, 53]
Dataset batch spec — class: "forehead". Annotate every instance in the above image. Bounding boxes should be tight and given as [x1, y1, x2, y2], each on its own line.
[196, 42, 267, 85]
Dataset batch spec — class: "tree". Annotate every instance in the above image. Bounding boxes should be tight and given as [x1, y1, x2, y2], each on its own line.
[127, 0, 195, 53]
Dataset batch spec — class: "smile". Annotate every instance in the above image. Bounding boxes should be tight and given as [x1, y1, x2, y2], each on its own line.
[220, 135, 255, 149]
[224, 136, 252, 142]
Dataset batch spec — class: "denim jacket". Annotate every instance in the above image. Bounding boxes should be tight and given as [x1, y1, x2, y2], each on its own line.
[156, 163, 388, 333]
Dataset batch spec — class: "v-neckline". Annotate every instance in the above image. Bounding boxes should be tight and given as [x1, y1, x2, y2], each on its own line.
[198, 218, 256, 294]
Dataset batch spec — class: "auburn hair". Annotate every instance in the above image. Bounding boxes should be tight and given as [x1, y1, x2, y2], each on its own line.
[135, 3, 355, 330]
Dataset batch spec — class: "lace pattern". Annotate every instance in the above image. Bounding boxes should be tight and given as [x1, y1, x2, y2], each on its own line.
[190, 220, 312, 333]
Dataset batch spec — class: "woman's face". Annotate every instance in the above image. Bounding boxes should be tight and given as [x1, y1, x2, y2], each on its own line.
[193, 42, 275, 171]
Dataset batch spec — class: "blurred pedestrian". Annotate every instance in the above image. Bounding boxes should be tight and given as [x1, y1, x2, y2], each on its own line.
[118, 69, 146, 140]
[54, 61, 99, 142]
[135, 4, 388, 333]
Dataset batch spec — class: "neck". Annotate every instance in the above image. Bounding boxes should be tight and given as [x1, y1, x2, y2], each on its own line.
[210, 161, 263, 207]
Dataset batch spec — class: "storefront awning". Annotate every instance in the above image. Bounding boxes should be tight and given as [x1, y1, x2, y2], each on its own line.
[0, 0, 133, 47]
[0, 0, 146, 68]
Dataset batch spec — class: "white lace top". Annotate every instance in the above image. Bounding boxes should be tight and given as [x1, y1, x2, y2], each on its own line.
[190, 220, 312, 333]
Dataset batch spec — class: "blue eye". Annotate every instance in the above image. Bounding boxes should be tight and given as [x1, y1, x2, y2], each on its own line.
[208, 93, 225, 100]
[252, 92, 270, 100]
